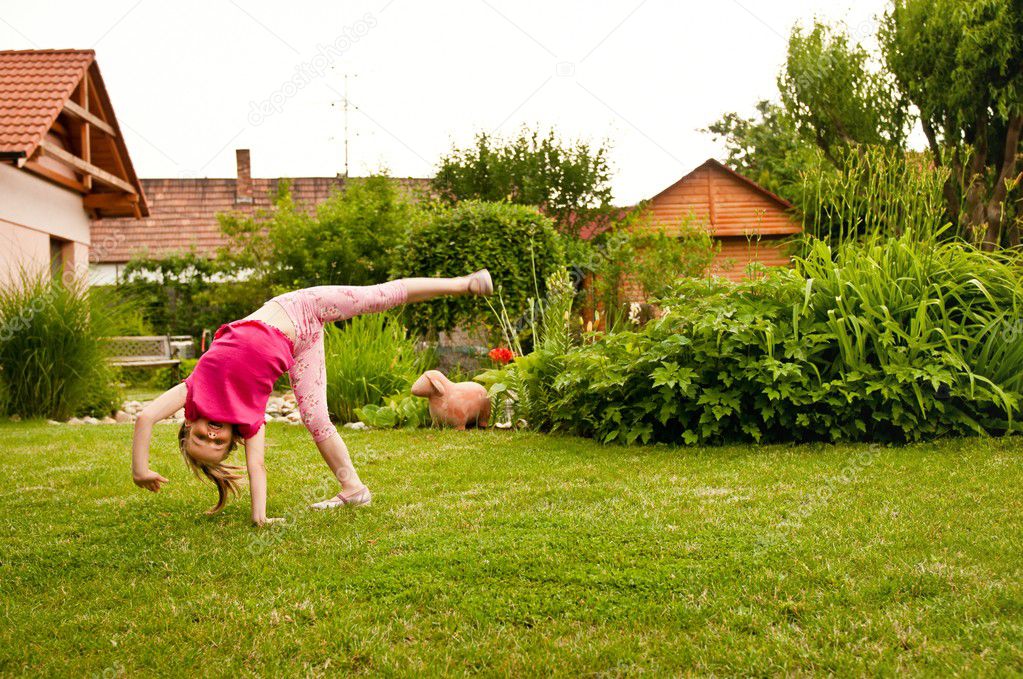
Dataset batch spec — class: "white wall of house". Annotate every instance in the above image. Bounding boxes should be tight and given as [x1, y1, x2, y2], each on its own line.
[0, 162, 91, 284]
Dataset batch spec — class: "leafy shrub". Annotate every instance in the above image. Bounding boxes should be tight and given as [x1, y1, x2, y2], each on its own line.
[76, 372, 123, 418]
[540, 233, 1022, 445]
[0, 273, 126, 420]
[393, 200, 566, 337]
[627, 223, 719, 298]
[356, 393, 430, 429]
[131, 357, 201, 391]
[119, 253, 263, 338]
[584, 212, 719, 327]
[220, 175, 424, 290]
[180, 358, 199, 379]
[324, 313, 434, 423]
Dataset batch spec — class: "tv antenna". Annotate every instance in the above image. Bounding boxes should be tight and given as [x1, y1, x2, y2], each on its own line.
[330, 72, 357, 178]
[342, 73, 350, 178]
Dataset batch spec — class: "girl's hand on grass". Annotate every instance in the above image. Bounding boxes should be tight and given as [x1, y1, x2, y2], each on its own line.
[133, 469, 169, 492]
[253, 516, 285, 527]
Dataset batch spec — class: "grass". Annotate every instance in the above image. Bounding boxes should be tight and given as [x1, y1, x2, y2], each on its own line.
[1, 422, 1021, 676]
[121, 387, 167, 403]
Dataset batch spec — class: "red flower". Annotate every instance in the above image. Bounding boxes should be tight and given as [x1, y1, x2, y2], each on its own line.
[488, 347, 514, 364]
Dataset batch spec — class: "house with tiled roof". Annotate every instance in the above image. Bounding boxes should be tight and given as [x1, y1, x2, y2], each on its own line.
[89, 149, 431, 284]
[0, 49, 147, 284]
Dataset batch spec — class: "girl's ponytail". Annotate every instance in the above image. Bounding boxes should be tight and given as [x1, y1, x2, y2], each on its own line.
[197, 460, 244, 514]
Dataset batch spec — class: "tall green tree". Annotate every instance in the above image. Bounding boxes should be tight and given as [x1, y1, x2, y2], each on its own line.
[881, 0, 1023, 248]
[703, 99, 817, 200]
[779, 21, 910, 162]
[706, 20, 909, 205]
[708, 3, 1022, 247]
[218, 175, 424, 289]
[433, 128, 614, 237]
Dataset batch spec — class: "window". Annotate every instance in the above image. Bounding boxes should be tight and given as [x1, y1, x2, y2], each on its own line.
[49, 236, 68, 280]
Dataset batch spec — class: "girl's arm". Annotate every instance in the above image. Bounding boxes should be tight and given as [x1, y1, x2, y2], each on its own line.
[244, 427, 281, 526]
[131, 383, 187, 492]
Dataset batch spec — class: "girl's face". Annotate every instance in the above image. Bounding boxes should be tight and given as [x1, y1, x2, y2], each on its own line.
[184, 418, 235, 463]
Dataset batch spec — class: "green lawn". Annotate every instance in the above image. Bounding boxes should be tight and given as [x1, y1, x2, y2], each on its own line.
[1, 422, 1021, 676]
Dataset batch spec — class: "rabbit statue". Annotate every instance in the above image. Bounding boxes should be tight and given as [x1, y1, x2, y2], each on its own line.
[410, 369, 490, 430]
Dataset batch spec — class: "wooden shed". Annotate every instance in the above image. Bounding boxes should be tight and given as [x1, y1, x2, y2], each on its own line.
[635, 158, 801, 283]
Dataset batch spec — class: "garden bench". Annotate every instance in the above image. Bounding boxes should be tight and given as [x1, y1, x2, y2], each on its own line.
[104, 335, 188, 379]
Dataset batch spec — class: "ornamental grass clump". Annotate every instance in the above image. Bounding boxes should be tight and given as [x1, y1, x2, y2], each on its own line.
[324, 312, 434, 423]
[0, 271, 124, 420]
[797, 145, 952, 246]
[475, 269, 578, 430]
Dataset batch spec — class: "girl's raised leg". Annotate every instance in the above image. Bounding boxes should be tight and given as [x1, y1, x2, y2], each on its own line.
[401, 270, 492, 303]
[306, 270, 492, 324]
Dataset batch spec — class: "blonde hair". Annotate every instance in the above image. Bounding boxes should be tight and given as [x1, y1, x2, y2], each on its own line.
[178, 421, 245, 514]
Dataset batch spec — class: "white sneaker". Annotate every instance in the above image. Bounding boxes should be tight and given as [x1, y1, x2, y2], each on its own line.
[310, 485, 372, 509]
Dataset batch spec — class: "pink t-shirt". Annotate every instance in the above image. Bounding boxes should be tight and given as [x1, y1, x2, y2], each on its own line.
[184, 320, 295, 440]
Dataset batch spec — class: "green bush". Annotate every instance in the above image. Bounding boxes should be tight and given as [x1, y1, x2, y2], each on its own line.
[393, 201, 566, 337]
[118, 253, 264, 337]
[0, 273, 126, 420]
[324, 313, 434, 423]
[356, 393, 430, 429]
[540, 233, 1023, 445]
[180, 358, 199, 379]
[220, 175, 424, 290]
[77, 371, 123, 418]
[584, 211, 719, 328]
[123, 357, 200, 392]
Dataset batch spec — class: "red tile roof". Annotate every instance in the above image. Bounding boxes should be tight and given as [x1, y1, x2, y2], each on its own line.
[0, 49, 148, 216]
[0, 49, 94, 156]
[90, 176, 431, 263]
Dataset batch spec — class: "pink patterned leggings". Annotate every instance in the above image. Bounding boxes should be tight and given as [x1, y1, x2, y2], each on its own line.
[270, 281, 408, 443]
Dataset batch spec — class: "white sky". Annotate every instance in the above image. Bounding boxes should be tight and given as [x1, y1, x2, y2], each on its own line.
[1, 0, 889, 204]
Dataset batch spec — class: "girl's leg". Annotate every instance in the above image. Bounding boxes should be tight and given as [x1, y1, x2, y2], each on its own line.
[402, 269, 492, 302]
[314, 433, 363, 493]
[288, 331, 365, 496]
[301, 271, 492, 325]
[271, 271, 491, 335]
[282, 271, 491, 505]
[401, 275, 473, 303]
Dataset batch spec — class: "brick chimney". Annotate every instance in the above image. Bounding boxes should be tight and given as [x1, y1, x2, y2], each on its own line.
[235, 149, 253, 204]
